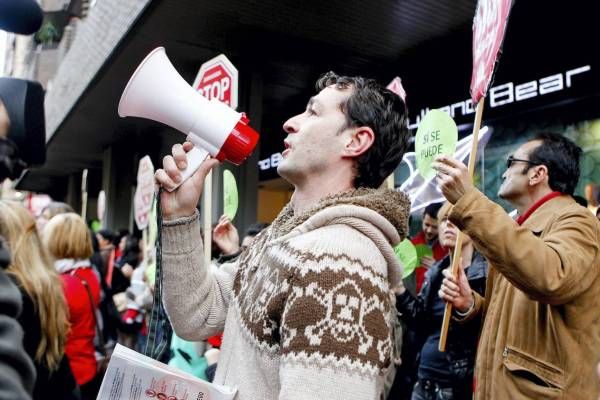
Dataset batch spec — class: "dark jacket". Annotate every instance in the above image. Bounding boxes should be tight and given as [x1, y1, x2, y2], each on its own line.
[0, 267, 35, 400]
[396, 250, 488, 379]
[15, 284, 78, 400]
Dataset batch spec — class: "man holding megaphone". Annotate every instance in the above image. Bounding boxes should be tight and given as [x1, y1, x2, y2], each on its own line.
[155, 72, 411, 400]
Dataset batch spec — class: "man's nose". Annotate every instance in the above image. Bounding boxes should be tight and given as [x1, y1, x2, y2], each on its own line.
[283, 115, 300, 134]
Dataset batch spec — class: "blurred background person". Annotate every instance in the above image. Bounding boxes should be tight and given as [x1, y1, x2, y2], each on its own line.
[391, 202, 449, 400]
[0, 201, 78, 399]
[115, 234, 146, 349]
[408, 202, 448, 296]
[96, 229, 129, 296]
[114, 229, 130, 260]
[89, 230, 120, 351]
[396, 202, 488, 400]
[115, 234, 140, 280]
[43, 213, 102, 400]
[35, 201, 74, 233]
[95, 229, 115, 281]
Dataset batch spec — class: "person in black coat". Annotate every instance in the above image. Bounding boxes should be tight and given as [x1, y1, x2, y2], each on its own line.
[0, 263, 35, 400]
[396, 202, 488, 400]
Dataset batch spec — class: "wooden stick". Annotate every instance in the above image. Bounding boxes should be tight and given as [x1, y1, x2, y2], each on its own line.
[386, 174, 395, 190]
[203, 170, 213, 267]
[81, 169, 88, 220]
[438, 98, 485, 352]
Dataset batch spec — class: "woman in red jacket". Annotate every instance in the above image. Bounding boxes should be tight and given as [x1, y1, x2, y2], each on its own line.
[43, 213, 101, 400]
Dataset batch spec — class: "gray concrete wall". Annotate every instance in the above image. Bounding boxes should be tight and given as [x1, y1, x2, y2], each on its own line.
[44, 0, 152, 142]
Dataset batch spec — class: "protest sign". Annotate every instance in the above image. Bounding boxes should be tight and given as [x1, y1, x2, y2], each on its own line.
[415, 109, 458, 180]
[223, 169, 238, 220]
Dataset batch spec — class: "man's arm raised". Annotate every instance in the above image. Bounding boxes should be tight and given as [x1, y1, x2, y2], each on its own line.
[156, 143, 235, 340]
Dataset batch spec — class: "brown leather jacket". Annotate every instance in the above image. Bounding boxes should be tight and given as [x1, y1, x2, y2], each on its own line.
[451, 189, 600, 399]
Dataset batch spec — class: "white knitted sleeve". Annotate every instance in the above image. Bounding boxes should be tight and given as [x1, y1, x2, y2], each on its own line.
[161, 212, 237, 341]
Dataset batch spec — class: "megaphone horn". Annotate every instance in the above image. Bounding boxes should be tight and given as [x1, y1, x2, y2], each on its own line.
[118, 47, 259, 191]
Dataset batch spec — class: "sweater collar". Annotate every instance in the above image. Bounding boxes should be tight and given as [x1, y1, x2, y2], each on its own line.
[270, 187, 410, 240]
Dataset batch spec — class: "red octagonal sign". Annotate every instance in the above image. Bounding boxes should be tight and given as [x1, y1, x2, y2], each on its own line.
[192, 54, 238, 110]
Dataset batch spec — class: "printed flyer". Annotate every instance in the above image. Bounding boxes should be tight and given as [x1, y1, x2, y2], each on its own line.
[97, 344, 236, 400]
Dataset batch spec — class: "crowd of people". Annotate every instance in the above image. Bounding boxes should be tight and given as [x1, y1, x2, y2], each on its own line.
[1, 69, 600, 400]
[0, 200, 156, 399]
[0, 193, 274, 399]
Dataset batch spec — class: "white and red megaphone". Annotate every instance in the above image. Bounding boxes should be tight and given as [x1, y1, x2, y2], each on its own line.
[118, 47, 259, 191]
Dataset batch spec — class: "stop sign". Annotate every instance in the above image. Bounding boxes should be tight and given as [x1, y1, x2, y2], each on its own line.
[192, 54, 238, 110]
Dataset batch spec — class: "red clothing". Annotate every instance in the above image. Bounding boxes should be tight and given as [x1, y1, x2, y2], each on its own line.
[60, 268, 101, 386]
[516, 191, 562, 225]
[411, 231, 448, 293]
[207, 334, 223, 348]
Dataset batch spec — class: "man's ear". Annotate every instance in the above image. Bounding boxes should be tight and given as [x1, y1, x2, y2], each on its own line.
[529, 164, 549, 186]
[343, 126, 374, 158]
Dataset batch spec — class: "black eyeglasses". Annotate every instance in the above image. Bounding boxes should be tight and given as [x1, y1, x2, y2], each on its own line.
[506, 156, 541, 169]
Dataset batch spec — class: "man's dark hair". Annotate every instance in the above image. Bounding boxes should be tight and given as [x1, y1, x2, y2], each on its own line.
[97, 229, 115, 243]
[423, 202, 443, 219]
[316, 72, 410, 189]
[245, 222, 270, 238]
[527, 132, 582, 195]
[573, 195, 587, 207]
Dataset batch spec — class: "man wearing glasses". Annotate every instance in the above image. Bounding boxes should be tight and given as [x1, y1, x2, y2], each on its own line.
[432, 132, 600, 399]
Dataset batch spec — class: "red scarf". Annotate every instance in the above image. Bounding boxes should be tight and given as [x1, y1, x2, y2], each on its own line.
[516, 191, 562, 225]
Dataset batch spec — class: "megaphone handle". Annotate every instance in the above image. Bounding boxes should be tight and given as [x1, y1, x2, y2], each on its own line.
[167, 146, 210, 192]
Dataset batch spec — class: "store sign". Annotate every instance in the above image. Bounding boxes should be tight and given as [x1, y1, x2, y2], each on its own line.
[258, 152, 283, 171]
[408, 65, 591, 130]
[258, 65, 592, 175]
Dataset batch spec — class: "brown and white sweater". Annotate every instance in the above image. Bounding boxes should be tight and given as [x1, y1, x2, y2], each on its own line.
[162, 188, 410, 400]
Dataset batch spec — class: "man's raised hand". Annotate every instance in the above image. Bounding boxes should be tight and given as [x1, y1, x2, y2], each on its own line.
[155, 142, 219, 220]
[432, 155, 474, 204]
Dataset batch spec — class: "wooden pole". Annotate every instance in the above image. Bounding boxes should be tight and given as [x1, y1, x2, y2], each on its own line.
[386, 174, 395, 190]
[81, 169, 88, 221]
[438, 98, 485, 352]
[203, 170, 213, 267]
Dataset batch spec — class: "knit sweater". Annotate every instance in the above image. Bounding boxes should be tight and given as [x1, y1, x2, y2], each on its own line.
[162, 188, 410, 400]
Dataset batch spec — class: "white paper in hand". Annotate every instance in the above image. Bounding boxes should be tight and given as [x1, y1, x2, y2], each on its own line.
[97, 344, 236, 400]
